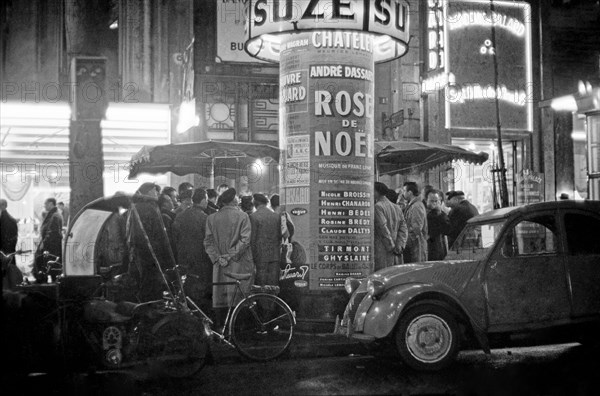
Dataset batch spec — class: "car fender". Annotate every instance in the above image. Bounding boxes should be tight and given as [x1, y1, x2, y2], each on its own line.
[361, 283, 488, 351]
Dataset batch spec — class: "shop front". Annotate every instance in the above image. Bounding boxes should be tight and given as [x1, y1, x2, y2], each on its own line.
[422, 0, 534, 209]
[451, 136, 531, 213]
[0, 101, 171, 273]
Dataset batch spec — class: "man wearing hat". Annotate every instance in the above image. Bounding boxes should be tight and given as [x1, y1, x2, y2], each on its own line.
[173, 188, 212, 313]
[204, 188, 254, 325]
[446, 190, 479, 248]
[374, 182, 408, 271]
[249, 193, 282, 286]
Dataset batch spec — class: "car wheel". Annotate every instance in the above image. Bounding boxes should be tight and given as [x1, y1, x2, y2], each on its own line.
[395, 304, 461, 371]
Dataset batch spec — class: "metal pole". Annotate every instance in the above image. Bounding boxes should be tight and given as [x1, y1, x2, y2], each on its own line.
[490, 0, 510, 208]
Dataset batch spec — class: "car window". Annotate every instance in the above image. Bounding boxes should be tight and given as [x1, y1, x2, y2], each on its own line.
[564, 213, 600, 255]
[446, 221, 505, 261]
[502, 215, 558, 257]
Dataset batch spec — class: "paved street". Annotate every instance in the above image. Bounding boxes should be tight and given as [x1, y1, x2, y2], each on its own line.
[135, 342, 599, 396]
[7, 338, 599, 395]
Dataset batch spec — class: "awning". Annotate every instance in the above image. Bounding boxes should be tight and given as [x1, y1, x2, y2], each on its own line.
[129, 140, 281, 179]
[375, 141, 489, 177]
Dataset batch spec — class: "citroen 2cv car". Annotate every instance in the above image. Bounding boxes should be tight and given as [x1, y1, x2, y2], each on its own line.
[338, 201, 600, 370]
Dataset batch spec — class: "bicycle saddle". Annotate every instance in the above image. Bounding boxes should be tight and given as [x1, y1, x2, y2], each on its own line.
[223, 272, 253, 281]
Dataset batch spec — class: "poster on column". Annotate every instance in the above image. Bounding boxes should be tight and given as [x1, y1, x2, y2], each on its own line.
[279, 32, 375, 291]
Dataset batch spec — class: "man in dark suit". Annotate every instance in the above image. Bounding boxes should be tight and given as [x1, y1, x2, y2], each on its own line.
[33, 198, 63, 281]
[205, 189, 219, 215]
[250, 193, 282, 286]
[446, 190, 480, 249]
[173, 188, 212, 312]
[0, 199, 18, 254]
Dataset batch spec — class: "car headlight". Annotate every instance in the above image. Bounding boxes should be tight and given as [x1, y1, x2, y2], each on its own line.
[367, 279, 385, 298]
[344, 277, 362, 295]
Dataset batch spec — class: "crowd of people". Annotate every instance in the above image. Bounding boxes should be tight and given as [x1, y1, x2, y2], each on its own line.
[125, 182, 293, 326]
[2, 179, 480, 311]
[373, 181, 480, 270]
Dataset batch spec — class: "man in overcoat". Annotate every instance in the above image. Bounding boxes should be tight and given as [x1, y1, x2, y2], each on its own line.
[249, 193, 282, 286]
[33, 198, 63, 280]
[446, 191, 479, 249]
[204, 188, 254, 324]
[426, 190, 451, 261]
[402, 182, 428, 263]
[173, 188, 212, 311]
[374, 182, 408, 271]
[0, 199, 18, 254]
[127, 182, 173, 302]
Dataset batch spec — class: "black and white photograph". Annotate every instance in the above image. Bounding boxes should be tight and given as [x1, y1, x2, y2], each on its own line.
[1, 1, 599, 395]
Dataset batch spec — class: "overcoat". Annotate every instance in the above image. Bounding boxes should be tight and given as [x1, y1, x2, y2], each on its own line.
[250, 206, 282, 286]
[374, 196, 408, 271]
[403, 197, 428, 263]
[204, 205, 254, 308]
[173, 205, 212, 303]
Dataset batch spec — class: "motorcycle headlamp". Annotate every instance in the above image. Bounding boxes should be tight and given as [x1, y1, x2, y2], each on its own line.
[367, 279, 385, 298]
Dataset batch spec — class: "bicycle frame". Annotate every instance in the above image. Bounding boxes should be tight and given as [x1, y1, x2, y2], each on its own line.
[185, 279, 246, 348]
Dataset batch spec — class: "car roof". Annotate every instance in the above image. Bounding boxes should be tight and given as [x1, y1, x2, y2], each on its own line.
[468, 200, 600, 224]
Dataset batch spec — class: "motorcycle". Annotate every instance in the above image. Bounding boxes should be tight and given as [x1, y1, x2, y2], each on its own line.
[44, 255, 210, 378]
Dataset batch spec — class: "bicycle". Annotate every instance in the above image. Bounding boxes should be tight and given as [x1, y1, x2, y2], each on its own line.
[181, 270, 296, 362]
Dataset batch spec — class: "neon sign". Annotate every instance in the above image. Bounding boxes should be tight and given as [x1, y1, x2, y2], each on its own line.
[443, 0, 533, 132]
[447, 10, 526, 37]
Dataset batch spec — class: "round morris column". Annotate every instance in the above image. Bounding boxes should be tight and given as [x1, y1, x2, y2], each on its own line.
[246, 0, 410, 325]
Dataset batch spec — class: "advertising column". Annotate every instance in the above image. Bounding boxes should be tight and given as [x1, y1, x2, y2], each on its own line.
[280, 31, 375, 299]
[246, 0, 411, 322]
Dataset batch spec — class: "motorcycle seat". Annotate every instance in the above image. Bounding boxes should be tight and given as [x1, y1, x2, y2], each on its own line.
[84, 299, 132, 323]
[115, 301, 138, 317]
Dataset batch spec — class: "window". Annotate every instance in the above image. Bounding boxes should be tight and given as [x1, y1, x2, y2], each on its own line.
[445, 220, 505, 261]
[564, 213, 600, 255]
[502, 215, 558, 257]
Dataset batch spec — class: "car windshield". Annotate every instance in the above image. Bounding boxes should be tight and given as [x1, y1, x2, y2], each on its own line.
[445, 220, 506, 261]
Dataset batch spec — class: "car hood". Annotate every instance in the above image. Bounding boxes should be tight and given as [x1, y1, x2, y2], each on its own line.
[369, 260, 480, 293]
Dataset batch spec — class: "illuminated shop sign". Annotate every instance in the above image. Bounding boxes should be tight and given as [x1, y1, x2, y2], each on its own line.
[443, 0, 533, 132]
[427, 0, 445, 71]
[246, 0, 411, 63]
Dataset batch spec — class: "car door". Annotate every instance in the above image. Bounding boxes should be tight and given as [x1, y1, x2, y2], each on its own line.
[561, 210, 600, 317]
[485, 211, 571, 330]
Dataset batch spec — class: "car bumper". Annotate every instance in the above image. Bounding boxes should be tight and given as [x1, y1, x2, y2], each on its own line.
[333, 316, 377, 342]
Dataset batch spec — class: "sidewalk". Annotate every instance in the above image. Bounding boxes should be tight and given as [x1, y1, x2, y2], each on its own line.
[210, 325, 368, 364]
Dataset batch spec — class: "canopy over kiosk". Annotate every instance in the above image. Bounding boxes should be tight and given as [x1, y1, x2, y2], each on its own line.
[129, 140, 281, 188]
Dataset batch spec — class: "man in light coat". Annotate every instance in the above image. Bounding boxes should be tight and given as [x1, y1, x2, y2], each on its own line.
[374, 182, 408, 271]
[204, 188, 254, 325]
[250, 193, 282, 286]
[402, 181, 428, 263]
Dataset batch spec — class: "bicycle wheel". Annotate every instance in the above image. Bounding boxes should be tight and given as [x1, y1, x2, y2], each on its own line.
[151, 314, 209, 378]
[230, 293, 295, 361]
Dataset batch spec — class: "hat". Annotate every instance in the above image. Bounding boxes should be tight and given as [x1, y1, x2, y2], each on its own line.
[374, 182, 389, 196]
[220, 188, 237, 204]
[446, 190, 465, 200]
[270, 194, 280, 208]
[137, 182, 159, 196]
[253, 193, 269, 205]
